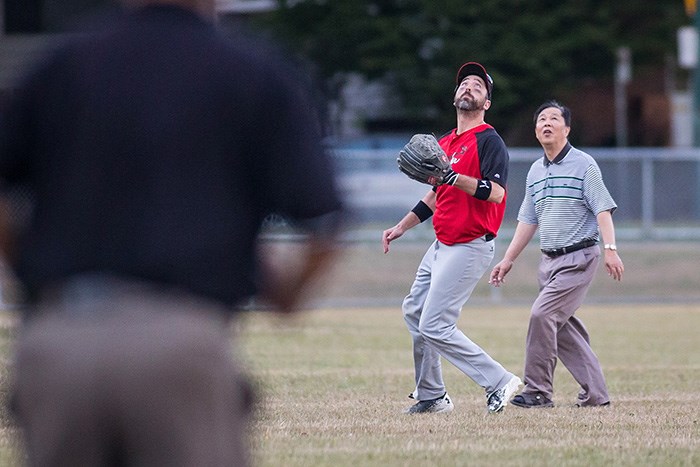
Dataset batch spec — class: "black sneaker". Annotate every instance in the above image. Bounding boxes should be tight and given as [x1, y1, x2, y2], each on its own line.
[486, 375, 522, 413]
[404, 393, 454, 414]
[510, 392, 554, 408]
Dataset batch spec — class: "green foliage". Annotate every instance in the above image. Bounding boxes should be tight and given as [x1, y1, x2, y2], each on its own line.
[253, 0, 688, 140]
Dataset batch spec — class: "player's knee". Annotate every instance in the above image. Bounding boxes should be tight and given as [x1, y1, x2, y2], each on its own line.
[403, 313, 417, 332]
[418, 321, 451, 342]
[402, 299, 420, 321]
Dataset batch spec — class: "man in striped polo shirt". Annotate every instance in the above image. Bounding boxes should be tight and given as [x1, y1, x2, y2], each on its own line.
[489, 100, 624, 408]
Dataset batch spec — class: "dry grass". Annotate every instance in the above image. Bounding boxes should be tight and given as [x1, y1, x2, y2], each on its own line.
[0, 305, 697, 466]
[306, 239, 700, 306]
[239, 305, 700, 467]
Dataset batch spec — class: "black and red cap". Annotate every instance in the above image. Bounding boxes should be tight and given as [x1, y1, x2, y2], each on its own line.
[456, 62, 493, 99]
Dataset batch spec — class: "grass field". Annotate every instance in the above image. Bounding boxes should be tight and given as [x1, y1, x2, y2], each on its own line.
[239, 305, 699, 467]
[0, 306, 697, 466]
[0, 240, 698, 466]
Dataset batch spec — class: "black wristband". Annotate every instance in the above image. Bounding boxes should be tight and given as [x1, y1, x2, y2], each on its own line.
[473, 179, 492, 200]
[411, 200, 433, 223]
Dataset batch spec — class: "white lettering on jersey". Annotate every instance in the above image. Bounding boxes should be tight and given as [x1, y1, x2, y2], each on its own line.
[450, 145, 468, 165]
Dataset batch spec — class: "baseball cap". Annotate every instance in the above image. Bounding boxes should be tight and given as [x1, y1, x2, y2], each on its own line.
[456, 62, 493, 99]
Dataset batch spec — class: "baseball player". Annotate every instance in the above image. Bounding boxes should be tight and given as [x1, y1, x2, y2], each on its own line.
[490, 100, 623, 408]
[383, 62, 522, 414]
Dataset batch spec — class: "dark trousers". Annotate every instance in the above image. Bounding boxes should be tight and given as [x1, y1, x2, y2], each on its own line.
[522, 246, 610, 405]
[10, 276, 253, 467]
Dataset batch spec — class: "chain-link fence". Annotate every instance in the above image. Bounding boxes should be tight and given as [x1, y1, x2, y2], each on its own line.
[333, 147, 700, 240]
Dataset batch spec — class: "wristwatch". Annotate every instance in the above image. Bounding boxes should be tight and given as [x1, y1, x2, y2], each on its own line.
[604, 244, 617, 251]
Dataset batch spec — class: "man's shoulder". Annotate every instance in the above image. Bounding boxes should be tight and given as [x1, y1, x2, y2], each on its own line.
[527, 157, 546, 178]
[566, 146, 600, 169]
[529, 156, 544, 168]
[475, 125, 506, 146]
[475, 127, 508, 160]
[436, 125, 507, 155]
[475, 124, 500, 136]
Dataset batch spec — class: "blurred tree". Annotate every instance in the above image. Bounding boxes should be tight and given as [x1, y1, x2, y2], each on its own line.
[254, 0, 688, 144]
[5, 0, 689, 143]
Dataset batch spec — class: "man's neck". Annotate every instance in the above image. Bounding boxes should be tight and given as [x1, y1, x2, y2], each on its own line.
[543, 141, 568, 161]
[455, 110, 486, 135]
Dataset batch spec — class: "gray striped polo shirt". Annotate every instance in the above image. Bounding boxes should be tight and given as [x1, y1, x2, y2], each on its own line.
[517, 143, 617, 250]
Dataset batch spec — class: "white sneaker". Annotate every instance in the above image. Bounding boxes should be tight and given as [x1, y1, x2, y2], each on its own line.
[487, 375, 522, 413]
[404, 392, 454, 414]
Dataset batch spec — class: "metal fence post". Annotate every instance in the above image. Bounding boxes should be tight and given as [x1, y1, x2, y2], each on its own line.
[641, 155, 654, 231]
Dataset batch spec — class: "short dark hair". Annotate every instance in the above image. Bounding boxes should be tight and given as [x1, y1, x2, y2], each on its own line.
[533, 100, 571, 126]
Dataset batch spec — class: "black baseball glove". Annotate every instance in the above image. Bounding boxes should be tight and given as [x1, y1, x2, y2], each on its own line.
[397, 134, 458, 186]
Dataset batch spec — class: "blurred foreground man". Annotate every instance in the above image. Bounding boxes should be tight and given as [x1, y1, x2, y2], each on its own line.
[0, 0, 343, 465]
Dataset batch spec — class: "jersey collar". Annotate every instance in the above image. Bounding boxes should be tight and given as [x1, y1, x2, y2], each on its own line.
[542, 142, 572, 166]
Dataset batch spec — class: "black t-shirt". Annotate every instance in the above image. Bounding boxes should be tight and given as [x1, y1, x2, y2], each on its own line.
[0, 5, 342, 307]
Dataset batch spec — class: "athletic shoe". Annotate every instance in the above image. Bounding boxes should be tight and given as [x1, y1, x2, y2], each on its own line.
[486, 375, 522, 413]
[510, 392, 554, 408]
[404, 392, 453, 414]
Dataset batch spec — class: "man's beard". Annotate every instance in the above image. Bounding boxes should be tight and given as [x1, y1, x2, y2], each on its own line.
[454, 94, 483, 111]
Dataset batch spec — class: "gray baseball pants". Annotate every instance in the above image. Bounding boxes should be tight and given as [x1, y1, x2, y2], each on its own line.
[403, 238, 515, 401]
[521, 245, 609, 405]
[10, 275, 253, 467]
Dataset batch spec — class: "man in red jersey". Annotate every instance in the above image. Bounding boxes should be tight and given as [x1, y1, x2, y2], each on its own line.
[382, 62, 521, 414]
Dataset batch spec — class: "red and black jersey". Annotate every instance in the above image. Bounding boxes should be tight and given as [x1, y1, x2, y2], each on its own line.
[433, 123, 509, 245]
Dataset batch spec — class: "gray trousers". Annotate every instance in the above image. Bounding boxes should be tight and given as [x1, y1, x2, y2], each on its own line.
[522, 245, 609, 405]
[11, 275, 253, 467]
[403, 239, 515, 401]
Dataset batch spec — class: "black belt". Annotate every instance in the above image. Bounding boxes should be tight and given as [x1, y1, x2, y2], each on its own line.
[485, 233, 495, 241]
[542, 239, 597, 258]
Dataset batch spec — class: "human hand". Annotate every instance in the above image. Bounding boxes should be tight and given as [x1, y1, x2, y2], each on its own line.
[489, 259, 514, 287]
[604, 250, 624, 281]
[382, 225, 404, 254]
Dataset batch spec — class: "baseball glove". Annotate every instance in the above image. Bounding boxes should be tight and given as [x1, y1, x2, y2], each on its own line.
[397, 134, 457, 186]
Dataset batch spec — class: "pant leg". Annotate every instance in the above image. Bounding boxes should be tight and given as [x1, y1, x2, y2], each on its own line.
[417, 239, 514, 395]
[12, 316, 111, 467]
[522, 246, 602, 401]
[116, 309, 252, 467]
[557, 315, 609, 405]
[403, 241, 445, 401]
[11, 276, 252, 467]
